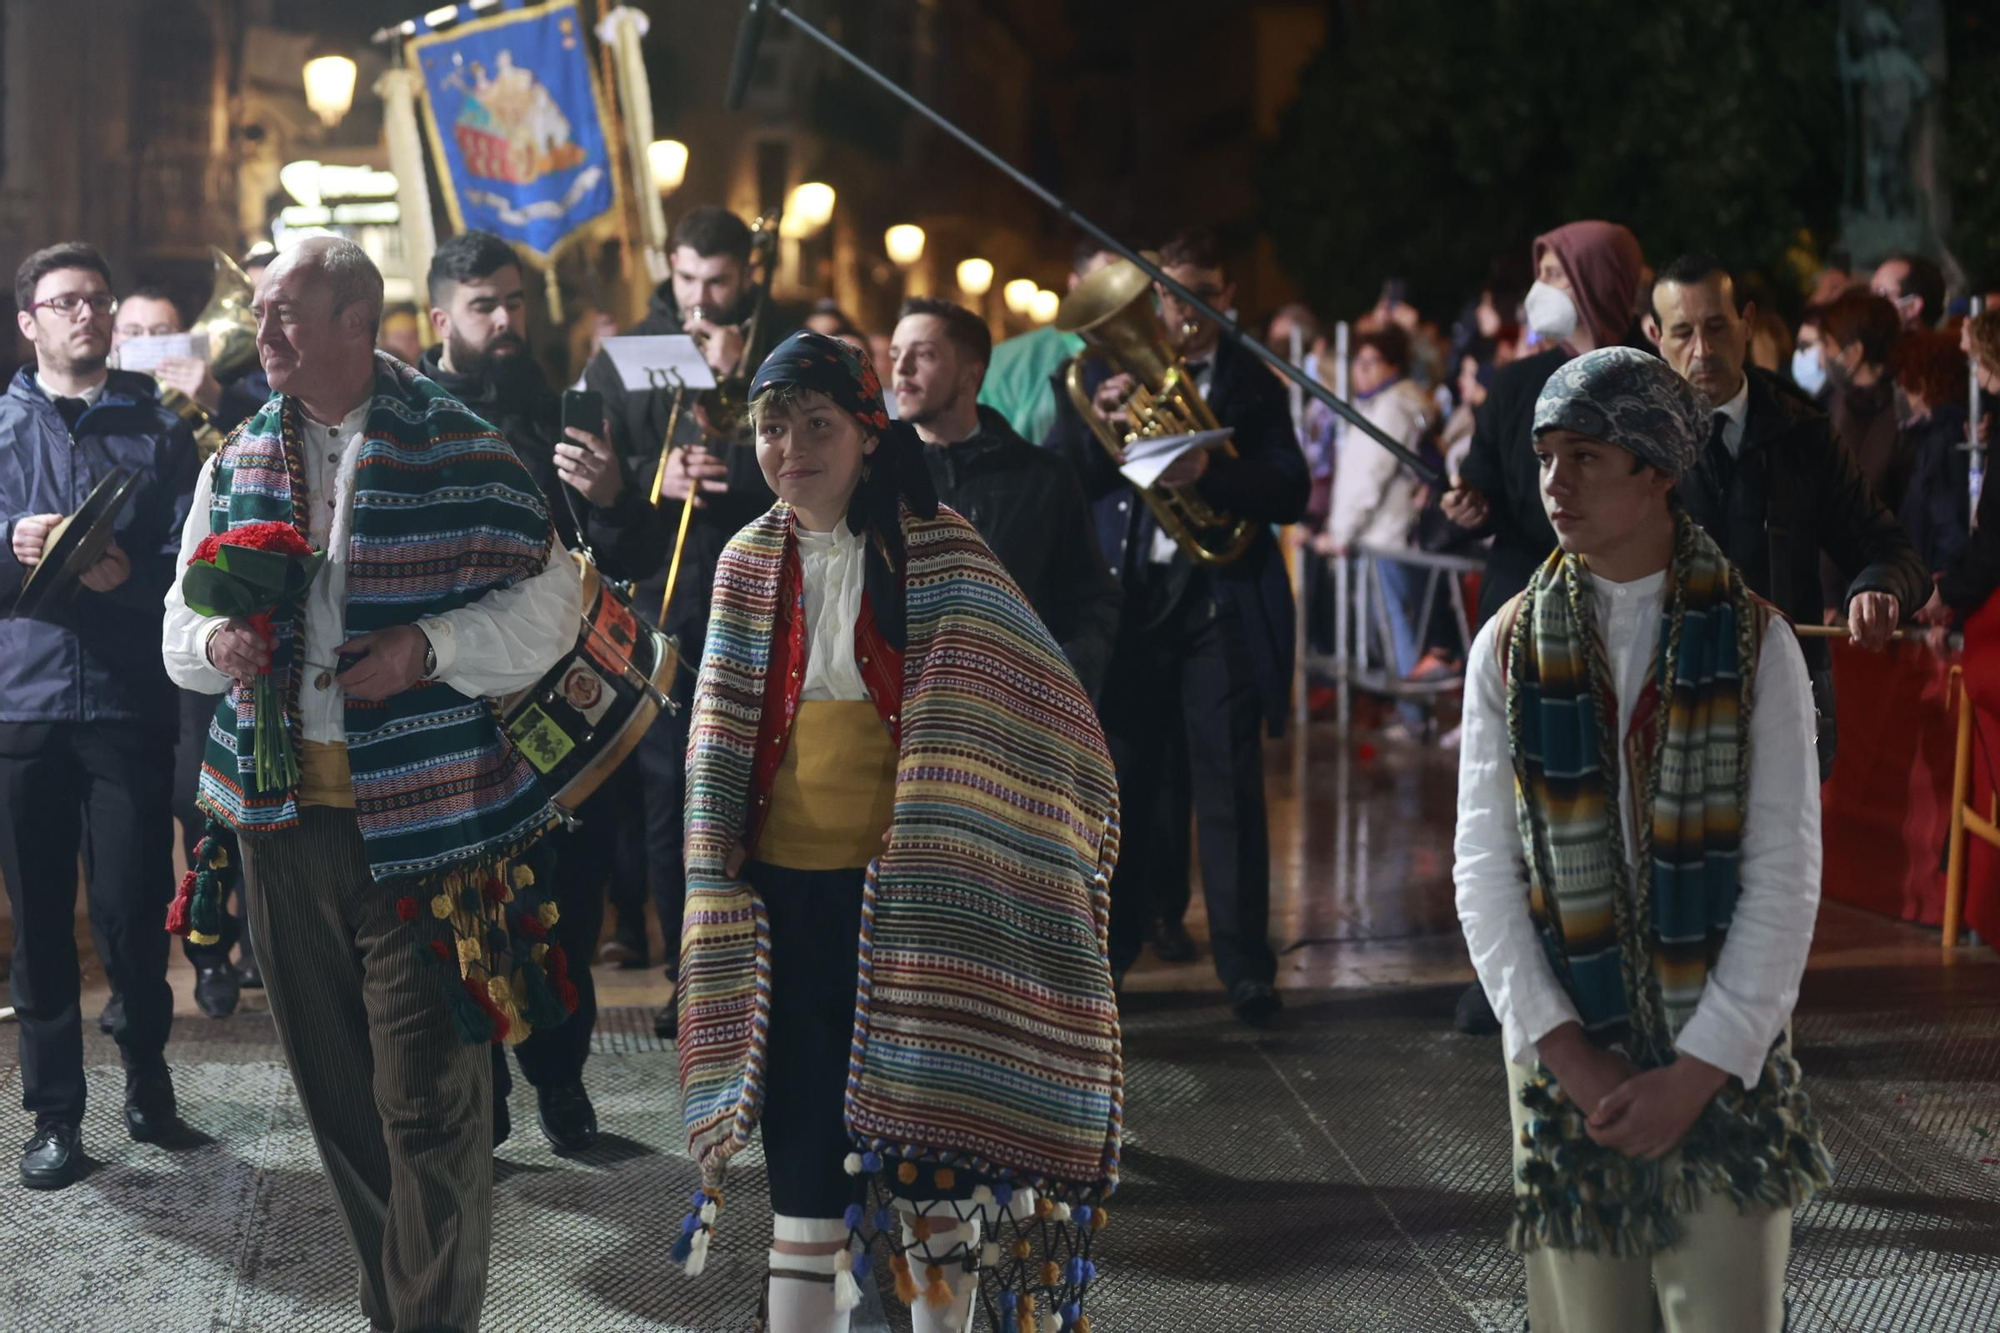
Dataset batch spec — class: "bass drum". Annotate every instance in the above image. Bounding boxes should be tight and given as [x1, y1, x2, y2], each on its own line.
[501, 551, 678, 817]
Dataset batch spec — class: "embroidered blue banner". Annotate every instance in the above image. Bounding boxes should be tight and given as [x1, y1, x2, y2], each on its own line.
[409, 0, 616, 260]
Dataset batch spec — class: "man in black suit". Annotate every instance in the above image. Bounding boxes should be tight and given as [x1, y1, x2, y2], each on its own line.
[1645, 251, 1928, 773]
[1048, 230, 1308, 1025]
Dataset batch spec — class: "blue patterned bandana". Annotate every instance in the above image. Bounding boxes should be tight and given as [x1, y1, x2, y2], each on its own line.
[1532, 346, 1707, 476]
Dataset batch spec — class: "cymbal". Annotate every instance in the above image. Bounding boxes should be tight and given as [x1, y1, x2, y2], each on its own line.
[11, 466, 141, 619]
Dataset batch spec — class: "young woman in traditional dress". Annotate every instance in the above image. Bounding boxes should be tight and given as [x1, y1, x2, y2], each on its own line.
[672, 332, 1123, 1333]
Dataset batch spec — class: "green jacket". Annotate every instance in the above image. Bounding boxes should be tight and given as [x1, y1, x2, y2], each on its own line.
[977, 325, 1083, 446]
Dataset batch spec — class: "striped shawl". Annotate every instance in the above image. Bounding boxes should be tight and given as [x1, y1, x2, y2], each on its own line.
[679, 503, 1123, 1206]
[1500, 512, 1830, 1255]
[191, 355, 571, 1046]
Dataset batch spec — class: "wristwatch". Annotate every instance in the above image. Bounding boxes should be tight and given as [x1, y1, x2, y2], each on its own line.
[419, 625, 438, 680]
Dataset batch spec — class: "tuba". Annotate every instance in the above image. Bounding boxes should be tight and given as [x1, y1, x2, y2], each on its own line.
[159, 248, 259, 458]
[1057, 258, 1255, 566]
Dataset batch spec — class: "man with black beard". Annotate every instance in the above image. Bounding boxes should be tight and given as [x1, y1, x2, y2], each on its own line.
[422, 230, 668, 1154]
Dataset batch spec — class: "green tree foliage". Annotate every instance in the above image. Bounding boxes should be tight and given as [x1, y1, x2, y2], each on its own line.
[1261, 0, 1845, 320]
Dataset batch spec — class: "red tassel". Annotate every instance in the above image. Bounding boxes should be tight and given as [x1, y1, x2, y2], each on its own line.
[544, 944, 569, 978]
[484, 876, 508, 903]
[429, 938, 453, 963]
[462, 977, 510, 1043]
[395, 896, 420, 922]
[514, 912, 547, 940]
[554, 977, 579, 1012]
[165, 870, 196, 937]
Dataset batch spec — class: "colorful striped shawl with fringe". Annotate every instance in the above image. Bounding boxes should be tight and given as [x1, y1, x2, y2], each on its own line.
[186, 354, 571, 1046]
[678, 501, 1123, 1219]
[1499, 512, 1830, 1256]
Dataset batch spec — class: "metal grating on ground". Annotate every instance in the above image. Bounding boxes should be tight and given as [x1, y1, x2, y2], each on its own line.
[1, 967, 1995, 1331]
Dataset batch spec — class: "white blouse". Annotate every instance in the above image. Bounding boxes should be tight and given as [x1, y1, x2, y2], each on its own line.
[795, 517, 870, 702]
[1452, 566, 1823, 1088]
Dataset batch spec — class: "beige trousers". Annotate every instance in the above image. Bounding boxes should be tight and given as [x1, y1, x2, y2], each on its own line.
[1504, 1059, 1793, 1333]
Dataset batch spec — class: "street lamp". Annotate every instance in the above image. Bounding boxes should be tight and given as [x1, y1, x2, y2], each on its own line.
[1003, 278, 1038, 316]
[647, 139, 689, 195]
[1029, 289, 1061, 324]
[302, 51, 358, 128]
[885, 225, 926, 267]
[956, 258, 994, 296]
[781, 182, 837, 238]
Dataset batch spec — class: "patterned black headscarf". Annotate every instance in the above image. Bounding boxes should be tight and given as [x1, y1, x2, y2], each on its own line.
[1532, 346, 1706, 476]
[748, 330, 937, 563]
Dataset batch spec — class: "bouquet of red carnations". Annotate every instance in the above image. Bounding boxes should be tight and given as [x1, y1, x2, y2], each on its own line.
[183, 521, 325, 794]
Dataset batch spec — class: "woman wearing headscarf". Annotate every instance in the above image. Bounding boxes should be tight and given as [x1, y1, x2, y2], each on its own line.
[1454, 348, 1831, 1333]
[671, 332, 1122, 1333]
[1439, 219, 1646, 1035]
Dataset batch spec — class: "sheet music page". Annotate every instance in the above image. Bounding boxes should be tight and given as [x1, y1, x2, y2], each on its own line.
[597, 335, 718, 391]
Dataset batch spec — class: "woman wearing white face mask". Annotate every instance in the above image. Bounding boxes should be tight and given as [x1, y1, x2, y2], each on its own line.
[1437, 219, 1645, 1040]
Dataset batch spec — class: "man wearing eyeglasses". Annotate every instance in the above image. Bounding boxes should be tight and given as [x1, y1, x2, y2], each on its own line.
[0, 242, 199, 1190]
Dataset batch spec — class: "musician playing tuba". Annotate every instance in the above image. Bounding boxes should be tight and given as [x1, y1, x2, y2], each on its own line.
[1046, 227, 1309, 1026]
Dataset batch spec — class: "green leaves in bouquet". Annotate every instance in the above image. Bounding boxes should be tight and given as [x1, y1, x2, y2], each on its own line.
[182, 545, 326, 619]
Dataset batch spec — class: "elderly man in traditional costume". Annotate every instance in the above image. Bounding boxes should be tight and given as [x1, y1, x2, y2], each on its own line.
[1453, 346, 1833, 1333]
[162, 237, 579, 1333]
[673, 331, 1122, 1333]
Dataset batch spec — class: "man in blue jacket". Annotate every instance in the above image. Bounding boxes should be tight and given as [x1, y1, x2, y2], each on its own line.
[1, 241, 198, 1189]
[1048, 229, 1308, 1025]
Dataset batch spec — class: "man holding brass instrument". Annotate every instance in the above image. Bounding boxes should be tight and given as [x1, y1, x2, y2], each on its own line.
[1048, 228, 1307, 1025]
[585, 205, 788, 1026]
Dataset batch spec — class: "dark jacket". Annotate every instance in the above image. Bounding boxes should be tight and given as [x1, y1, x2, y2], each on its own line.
[923, 405, 1120, 697]
[583, 282, 791, 638]
[1050, 334, 1308, 734]
[1939, 462, 2000, 618]
[421, 346, 668, 583]
[0, 367, 199, 725]
[1677, 368, 1929, 776]
[1898, 402, 1977, 575]
[1456, 347, 1567, 626]
[213, 366, 272, 435]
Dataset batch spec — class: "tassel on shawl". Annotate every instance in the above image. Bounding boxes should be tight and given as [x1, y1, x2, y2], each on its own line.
[406, 854, 575, 1046]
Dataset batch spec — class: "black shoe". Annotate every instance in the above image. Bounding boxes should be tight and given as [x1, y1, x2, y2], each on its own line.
[1150, 918, 1197, 963]
[235, 956, 263, 990]
[596, 927, 648, 970]
[535, 1081, 599, 1153]
[123, 1067, 179, 1143]
[1230, 978, 1282, 1027]
[98, 994, 124, 1035]
[493, 1093, 512, 1151]
[20, 1121, 82, 1190]
[653, 1005, 677, 1041]
[194, 964, 241, 1019]
[1453, 981, 1500, 1036]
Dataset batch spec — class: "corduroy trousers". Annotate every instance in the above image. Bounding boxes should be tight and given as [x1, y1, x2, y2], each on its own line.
[1503, 1059, 1793, 1333]
[239, 806, 492, 1333]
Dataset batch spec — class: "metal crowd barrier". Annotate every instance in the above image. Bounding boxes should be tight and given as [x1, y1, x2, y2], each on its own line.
[1301, 544, 1485, 734]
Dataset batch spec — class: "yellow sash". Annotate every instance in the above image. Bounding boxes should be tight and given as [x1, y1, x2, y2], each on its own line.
[755, 701, 897, 871]
[296, 740, 357, 809]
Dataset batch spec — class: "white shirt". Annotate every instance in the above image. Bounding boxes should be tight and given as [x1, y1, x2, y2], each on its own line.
[796, 518, 869, 702]
[1713, 374, 1751, 457]
[1452, 565, 1823, 1087]
[161, 398, 581, 742]
[37, 374, 106, 409]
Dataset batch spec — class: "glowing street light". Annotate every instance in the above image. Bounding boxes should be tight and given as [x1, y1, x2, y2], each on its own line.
[647, 139, 689, 195]
[302, 53, 358, 128]
[956, 258, 994, 297]
[1003, 278, 1039, 316]
[1029, 289, 1061, 324]
[780, 182, 837, 238]
[885, 224, 926, 267]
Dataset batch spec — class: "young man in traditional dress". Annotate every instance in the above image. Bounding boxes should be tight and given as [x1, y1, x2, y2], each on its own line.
[162, 237, 579, 1333]
[1453, 346, 1833, 1333]
[675, 332, 1122, 1333]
